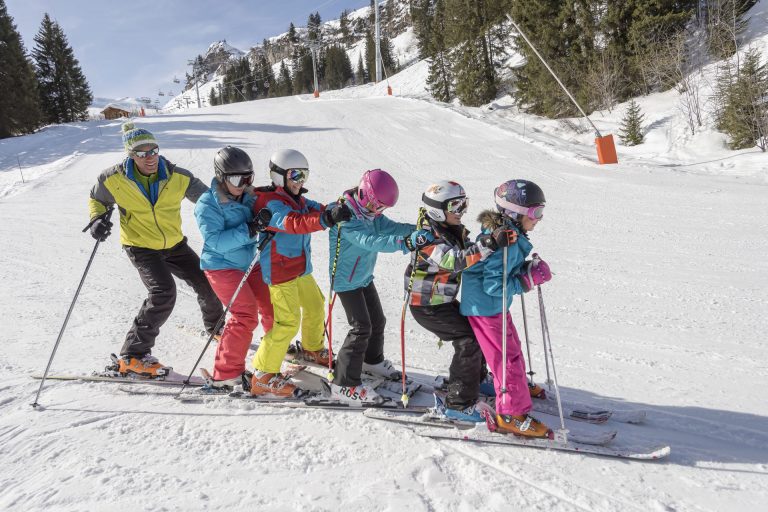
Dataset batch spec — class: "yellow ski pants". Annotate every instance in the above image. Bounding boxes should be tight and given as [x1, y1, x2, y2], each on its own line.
[252, 273, 325, 373]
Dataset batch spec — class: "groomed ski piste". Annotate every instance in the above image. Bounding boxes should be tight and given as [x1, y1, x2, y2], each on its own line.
[3, 16, 768, 512]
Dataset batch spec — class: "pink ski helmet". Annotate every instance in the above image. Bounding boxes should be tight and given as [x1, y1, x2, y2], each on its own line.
[357, 169, 399, 214]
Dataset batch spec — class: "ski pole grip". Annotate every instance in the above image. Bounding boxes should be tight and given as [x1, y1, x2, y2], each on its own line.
[531, 253, 541, 267]
[82, 206, 114, 232]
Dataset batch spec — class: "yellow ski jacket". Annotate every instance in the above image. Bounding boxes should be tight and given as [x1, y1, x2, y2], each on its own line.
[89, 157, 208, 250]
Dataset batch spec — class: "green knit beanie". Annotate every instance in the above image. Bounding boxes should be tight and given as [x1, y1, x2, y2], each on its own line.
[122, 122, 158, 152]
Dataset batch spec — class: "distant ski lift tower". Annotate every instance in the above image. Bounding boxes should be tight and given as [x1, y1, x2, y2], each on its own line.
[374, 0, 382, 82]
[309, 42, 320, 98]
[173, 76, 180, 84]
[187, 59, 202, 108]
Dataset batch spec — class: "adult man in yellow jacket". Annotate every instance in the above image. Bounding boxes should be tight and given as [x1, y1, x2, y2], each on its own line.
[88, 122, 223, 377]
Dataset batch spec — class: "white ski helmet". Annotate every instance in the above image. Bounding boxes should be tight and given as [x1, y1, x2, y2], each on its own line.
[422, 180, 467, 222]
[269, 148, 309, 187]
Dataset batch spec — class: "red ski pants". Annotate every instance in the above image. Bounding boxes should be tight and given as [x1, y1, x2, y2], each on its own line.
[205, 267, 273, 380]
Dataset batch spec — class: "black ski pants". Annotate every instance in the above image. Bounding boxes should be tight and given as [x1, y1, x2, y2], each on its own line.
[410, 302, 486, 410]
[333, 281, 386, 387]
[121, 238, 224, 357]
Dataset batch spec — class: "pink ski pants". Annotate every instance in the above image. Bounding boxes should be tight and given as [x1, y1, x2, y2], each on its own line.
[468, 313, 532, 416]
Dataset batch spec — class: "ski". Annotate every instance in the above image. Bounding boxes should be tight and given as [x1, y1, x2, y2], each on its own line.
[416, 425, 670, 460]
[364, 408, 618, 446]
[533, 394, 647, 424]
[32, 371, 204, 387]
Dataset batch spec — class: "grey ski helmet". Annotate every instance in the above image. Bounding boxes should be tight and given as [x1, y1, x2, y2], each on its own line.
[214, 146, 253, 183]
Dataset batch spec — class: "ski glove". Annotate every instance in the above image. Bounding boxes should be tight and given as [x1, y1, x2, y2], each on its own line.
[322, 204, 352, 227]
[89, 215, 113, 242]
[519, 255, 552, 292]
[478, 228, 518, 251]
[247, 208, 273, 238]
[404, 230, 435, 252]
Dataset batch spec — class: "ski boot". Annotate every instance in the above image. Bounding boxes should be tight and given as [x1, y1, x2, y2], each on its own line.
[286, 341, 331, 367]
[528, 382, 546, 399]
[107, 353, 171, 379]
[494, 413, 553, 439]
[434, 395, 487, 423]
[324, 380, 387, 405]
[250, 370, 307, 398]
[200, 368, 243, 394]
[362, 359, 402, 381]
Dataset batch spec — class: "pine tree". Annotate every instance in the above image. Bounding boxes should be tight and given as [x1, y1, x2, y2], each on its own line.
[288, 23, 298, 44]
[307, 12, 322, 43]
[208, 87, 218, 106]
[717, 48, 768, 150]
[0, 0, 41, 138]
[364, 29, 376, 81]
[339, 9, 351, 46]
[705, 0, 758, 60]
[323, 45, 353, 90]
[32, 13, 92, 124]
[425, 0, 453, 102]
[276, 60, 292, 96]
[445, 0, 503, 107]
[410, 0, 433, 60]
[619, 100, 645, 145]
[356, 54, 367, 84]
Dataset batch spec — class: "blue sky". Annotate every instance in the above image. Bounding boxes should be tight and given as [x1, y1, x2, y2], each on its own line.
[6, 0, 370, 100]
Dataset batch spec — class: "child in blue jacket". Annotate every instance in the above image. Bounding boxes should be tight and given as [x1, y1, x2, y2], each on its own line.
[460, 179, 553, 438]
[327, 169, 415, 404]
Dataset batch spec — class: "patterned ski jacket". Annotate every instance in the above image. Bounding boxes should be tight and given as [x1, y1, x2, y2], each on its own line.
[459, 210, 532, 317]
[405, 209, 494, 307]
[88, 156, 208, 250]
[194, 178, 258, 273]
[328, 190, 414, 293]
[253, 185, 329, 285]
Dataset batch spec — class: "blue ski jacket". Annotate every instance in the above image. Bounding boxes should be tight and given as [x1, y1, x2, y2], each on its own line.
[460, 210, 532, 317]
[328, 194, 414, 293]
[194, 178, 258, 272]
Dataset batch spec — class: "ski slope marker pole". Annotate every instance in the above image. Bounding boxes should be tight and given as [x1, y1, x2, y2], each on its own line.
[32, 207, 114, 408]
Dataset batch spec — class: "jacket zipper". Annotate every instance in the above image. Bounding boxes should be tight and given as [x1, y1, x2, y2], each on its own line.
[348, 256, 361, 282]
[131, 174, 168, 249]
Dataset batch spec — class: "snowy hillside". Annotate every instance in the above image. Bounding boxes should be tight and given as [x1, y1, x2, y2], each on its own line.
[1, 77, 767, 510]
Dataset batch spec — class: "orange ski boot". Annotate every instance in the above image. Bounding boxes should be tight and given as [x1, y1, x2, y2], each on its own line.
[250, 371, 302, 398]
[528, 382, 546, 399]
[496, 413, 553, 439]
[117, 354, 171, 378]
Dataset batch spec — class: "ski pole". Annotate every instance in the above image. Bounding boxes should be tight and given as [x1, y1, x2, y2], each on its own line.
[32, 207, 114, 408]
[500, 246, 509, 405]
[520, 293, 536, 386]
[528, 258, 552, 389]
[177, 227, 274, 397]
[399, 208, 426, 407]
[538, 283, 567, 441]
[326, 223, 343, 381]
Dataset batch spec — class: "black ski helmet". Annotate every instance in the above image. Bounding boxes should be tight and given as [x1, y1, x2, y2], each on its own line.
[214, 146, 253, 183]
[494, 179, 545, 216]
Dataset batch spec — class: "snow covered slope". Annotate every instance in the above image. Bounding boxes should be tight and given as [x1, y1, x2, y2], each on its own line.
[1, 86, 767, 510]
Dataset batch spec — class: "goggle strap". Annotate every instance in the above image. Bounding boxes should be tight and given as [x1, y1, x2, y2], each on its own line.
[496, 197, 544, 219]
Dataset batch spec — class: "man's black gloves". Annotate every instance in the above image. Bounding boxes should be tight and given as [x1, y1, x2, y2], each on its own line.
[89, 214, 113, 242]
[322, 204, 352, 227]
[248, 208, 273, 238]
